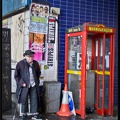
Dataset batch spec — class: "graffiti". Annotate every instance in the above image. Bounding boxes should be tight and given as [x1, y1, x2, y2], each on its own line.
[2, 74, 9, 81]
[3, 66, 9, 76]
[11, 13, 24, 64]
[2, 44, 10, 51]
[2, 30, 9, 42]
[17, 14, 25, 33]
[2, 53, 9, 57]
[4, 85, 9, 101]
[4, 59, 10, 64]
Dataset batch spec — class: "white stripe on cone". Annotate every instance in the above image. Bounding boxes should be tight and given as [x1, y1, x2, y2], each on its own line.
[68, 91, 76, 116]
[61, 90, 69, 104]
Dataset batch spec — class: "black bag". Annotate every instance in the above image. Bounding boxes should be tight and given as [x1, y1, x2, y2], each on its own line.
[86, 107, 94, 114]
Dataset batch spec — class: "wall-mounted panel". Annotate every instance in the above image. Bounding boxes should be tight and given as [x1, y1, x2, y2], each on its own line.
[2, 28, 11, 113]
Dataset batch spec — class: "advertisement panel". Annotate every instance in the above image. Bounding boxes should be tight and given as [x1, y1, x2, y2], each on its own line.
[29, 3, 49, 34]
[29, 33, 46, 61]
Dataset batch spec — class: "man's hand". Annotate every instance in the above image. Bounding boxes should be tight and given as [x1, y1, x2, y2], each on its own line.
[23, 83, 26, 87]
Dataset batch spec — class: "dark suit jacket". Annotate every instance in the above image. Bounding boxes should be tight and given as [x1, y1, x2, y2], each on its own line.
[14, 59, 41, 104]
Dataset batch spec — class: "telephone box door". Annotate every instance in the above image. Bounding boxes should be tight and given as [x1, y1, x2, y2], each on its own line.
[94, 33, 115, 116]
[65, 31, 87, 119]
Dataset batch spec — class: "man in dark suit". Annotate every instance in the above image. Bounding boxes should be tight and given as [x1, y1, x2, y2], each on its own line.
[14, 50, 41, 120]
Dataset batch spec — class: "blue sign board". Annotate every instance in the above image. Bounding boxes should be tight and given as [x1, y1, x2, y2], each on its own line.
[2, 0, 31, 17]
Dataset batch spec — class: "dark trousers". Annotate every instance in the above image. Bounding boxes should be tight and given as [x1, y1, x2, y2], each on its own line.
[21, 86, 38, 114]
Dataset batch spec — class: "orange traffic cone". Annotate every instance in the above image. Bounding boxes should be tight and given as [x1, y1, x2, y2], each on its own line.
[56, 84, 73, 117]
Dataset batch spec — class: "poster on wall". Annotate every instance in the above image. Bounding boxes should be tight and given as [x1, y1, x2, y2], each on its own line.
[29, 32, 46, 61]
[2, 19, 8, 28]
[29, 3, 49, 34]
[29, 2, 49, 79]
[46, 16, 56, 71]
[11, 13, 24, 66]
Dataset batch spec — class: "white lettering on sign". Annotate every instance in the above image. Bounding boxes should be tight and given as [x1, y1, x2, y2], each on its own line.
[48, 21, 55, 43]
[48, 17, 55, 43]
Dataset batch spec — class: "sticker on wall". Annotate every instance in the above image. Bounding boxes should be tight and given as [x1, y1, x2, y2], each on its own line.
[44, 65, 49, 70]
[2, 19, 8, 28]
[29, 2, 49, 34]
[76, 53, 82, 70]
[47, 16, 56, 43]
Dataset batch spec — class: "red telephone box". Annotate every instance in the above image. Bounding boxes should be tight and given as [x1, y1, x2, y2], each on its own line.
[64, 23, 116, 119]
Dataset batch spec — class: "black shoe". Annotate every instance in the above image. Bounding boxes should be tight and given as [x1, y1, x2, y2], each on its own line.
[21, 114, 27, 120]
